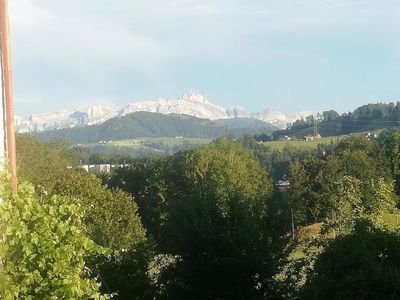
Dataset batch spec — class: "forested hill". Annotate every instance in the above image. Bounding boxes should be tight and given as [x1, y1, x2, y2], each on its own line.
[32, 111, 276, 144]
[272, 102, 400, 139]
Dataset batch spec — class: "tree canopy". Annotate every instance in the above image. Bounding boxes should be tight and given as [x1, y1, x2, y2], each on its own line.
[303, 220, 400, 300]
[155, 140, 278, 299]
[0, 175, 109, 299]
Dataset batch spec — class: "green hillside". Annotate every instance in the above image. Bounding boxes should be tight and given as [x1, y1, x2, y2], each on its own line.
[263, 136, 341, 151]
[76, 137, 212, 158]
[32, 112, 276, 144]
[271, 102, 400, 140]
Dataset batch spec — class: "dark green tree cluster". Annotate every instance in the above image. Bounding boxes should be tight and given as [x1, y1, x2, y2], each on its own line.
[12, 135, 154, 299]
[158, 141, 278, 299]
[105, 140, 285, 299]
[238, 135, 333, 181]
[288, 136, 395, 227]
[277, 134, 400, 299]
[102, 133, 400, 299]
[10, 131, 400, 299]
[303, 220, 400, 300]
[16, 135, 77, 192]
[272, 101, 400, 140]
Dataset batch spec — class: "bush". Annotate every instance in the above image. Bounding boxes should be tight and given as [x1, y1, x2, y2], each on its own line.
[0, 174, 110, 299]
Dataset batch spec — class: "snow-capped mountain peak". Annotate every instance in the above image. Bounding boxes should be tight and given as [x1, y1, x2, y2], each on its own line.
[119, 92, 227, 120]
[17, 105, 118, 133]
[178, 91, 208, 104]
[15, 92, 311, 133]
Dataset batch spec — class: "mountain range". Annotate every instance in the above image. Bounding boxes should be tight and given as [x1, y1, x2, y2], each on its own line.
[33, 111, 278, 145]
[16, 91, 311, 133]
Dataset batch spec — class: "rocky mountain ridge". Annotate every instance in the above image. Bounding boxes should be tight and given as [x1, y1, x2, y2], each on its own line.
[16, 91, 311, 133]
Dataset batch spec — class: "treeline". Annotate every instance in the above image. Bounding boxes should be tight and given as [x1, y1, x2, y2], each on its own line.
[73, 138, 211, 162]
[102, 131, 400, 299]
[1, 131, 400, 298]
[32, 112, 275, 144]
[270, 102, 400, 140]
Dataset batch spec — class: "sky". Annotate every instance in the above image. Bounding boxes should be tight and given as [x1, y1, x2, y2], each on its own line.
[8, 0, 400, 117]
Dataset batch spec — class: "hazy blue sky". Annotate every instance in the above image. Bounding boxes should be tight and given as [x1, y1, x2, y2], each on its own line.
[9, 0, 400, 117]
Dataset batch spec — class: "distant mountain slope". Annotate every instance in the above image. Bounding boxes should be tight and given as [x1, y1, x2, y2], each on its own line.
[17, 105, 118, 133]
[16, 91, 310, 133]
[271, 103, 400, 140]
[214, 117, 274, 129]
[32, 112, 277, 144]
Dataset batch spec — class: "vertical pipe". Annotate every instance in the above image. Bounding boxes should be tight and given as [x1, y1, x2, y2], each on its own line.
[0, 47, 5, 163]
[0, 0, 17, 191]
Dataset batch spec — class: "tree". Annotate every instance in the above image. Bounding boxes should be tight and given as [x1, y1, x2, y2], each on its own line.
[303, 220, 400, 300]
[16, 135, 76, 192]
[323, 176, 364, 237]
[0, 174, 109, 299]
[288, 136, 394, 226]
[52, 169, 156, 299]
[97, 240, 157, 300]
[380, 130, 400, 195]
[322, 110, 340, 122]
[53, 169, 146, 251]
[158, 140, 278, 299]
[103, 157, 168, 240]
[288, 160, 311, 226]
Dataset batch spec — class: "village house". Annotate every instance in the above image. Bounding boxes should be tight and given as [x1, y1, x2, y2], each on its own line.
[303, 133, 321, 141]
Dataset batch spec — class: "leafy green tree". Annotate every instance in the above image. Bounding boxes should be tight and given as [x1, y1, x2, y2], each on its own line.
[380, 130, 400, 195]
[103, 157, 168, 240]
[302, 220, 400, 300]
[276, 235, 324, 299]
[369, 178, 398, 225]
[324, 176, 364, 237]
[288, 136, 394, 226]
[288, 157, 334, 226]
[288, 160, 310, 225]
[158, 140, 279, 299]
[0, 174, 109, 299]
[16, 135, 76, 192]
[53, 169, 146, 252]
[98, 240, 157, 300]
[238, 135, 318, 181]
[52, 169, 156, 299]
[282, 175, 398, 298]
[322, 110, 340, 122]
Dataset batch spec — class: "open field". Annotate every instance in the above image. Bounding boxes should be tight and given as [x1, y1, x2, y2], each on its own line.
[109, 137, 211, 147]
[382, 213, 400, 229]
[263, 136, 342, 151]
[77, 137, 212, 157]
[298, 213, 400, 241]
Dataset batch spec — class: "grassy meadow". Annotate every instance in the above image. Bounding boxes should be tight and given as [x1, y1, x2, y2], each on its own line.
[263, 136, 342, 151]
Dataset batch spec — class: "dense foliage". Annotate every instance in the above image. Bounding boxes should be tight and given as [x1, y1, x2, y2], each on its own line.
[16, 135, 77, 192]
[0, 175, 109, 299]
[303, 220, 400, 299]
[158, 141, 278, 299]
[53, 170, 146, 251]
[9, 127, 400, 299]
[288, 136, 395, 226]
[273, 102, 400, 139]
